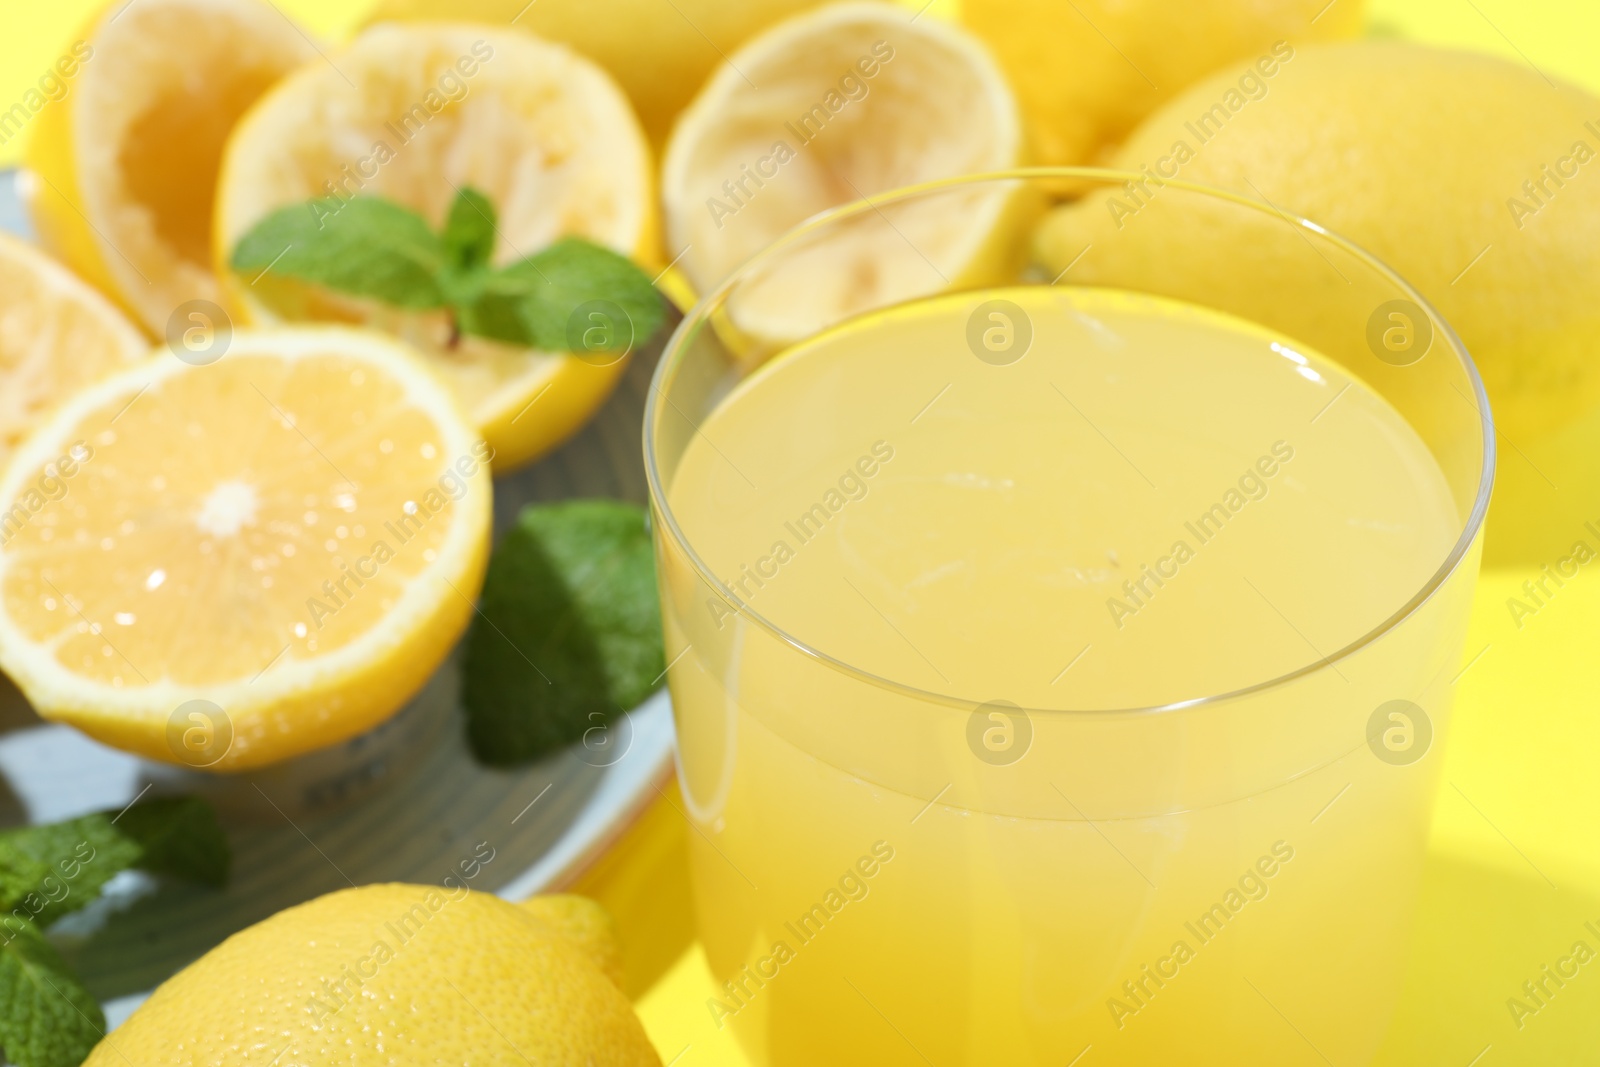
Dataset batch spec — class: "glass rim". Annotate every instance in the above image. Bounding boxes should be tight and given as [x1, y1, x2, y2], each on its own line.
[643, 166, 1497, 717]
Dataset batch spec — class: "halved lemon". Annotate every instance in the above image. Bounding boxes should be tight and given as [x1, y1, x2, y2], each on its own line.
[0, 328, 491, 772]
[661, 1, 1028, 352]
[0, 233, 148, 469]
[25, 0, 317, 335]
[215, 22, 660, 473]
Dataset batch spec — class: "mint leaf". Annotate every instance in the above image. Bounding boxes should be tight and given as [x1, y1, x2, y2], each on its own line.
[0, 922, 105, 1067]
[230, 192, 665, 356]
[109, 796, 230, 889]
[443, 187, 498, 272]
[0, 820, 139, 930]
[0, 798, 227, 1067]
[477, 238, 666, 353]
[230, 197, 446, 309]
[463, 500, 665, 766]
[0, 797, 229, 928]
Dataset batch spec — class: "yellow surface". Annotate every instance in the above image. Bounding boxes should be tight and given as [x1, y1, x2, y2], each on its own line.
[2, 0, 1598, 1063]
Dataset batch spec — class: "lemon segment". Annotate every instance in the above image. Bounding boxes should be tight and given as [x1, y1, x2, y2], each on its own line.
[661, 1, 1028, 354]
[87, 885, 661, 1066]
[214, 21, 659, 473]
[24, 0, 317, 334]
[0, 233, 148, 470]
[0, 328, 491, 772]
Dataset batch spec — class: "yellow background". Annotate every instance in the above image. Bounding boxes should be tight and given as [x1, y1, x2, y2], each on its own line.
[5, 1, 1600, 1064]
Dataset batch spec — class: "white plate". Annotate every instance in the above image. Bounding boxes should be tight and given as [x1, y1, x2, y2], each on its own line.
[0, 169, 677, 1021]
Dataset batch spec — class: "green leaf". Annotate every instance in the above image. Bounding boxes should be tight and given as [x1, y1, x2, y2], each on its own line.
[442, 187, 498, 272]
[467, 238, 665, 353]
[0, 797, 229, 928]
[463, 500, 665, 766]
[108, 797, 230, 889]
[0, 819, 140, 930]
[230, 197, 447, 309]
[0, 921, 105, 1067]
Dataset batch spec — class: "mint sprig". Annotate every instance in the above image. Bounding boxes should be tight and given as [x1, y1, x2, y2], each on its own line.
[231, 188, 665, 354]
[0, 796, 230, 1067]
[0, 923, 105, 1067]
[463, 500, 665, 766]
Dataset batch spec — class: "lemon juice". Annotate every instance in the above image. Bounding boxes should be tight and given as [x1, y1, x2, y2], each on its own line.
[659, 286, 1477, 1064]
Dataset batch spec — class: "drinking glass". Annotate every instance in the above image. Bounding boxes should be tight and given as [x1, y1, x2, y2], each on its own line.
[645, 170, 1493, 1065]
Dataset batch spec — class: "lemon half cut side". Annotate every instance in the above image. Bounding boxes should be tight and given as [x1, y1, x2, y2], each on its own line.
[661, 2, 1029, 355]
[25, 0, 318, 335]
[0, 328, 492, 772]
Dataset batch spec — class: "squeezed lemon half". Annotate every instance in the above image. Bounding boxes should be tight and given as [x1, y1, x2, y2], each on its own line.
[215, 22, 660, 472]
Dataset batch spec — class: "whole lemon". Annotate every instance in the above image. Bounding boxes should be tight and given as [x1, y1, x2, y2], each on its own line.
[1038, 41, 1600, 564]
[960, 0, 1363, 166]
[86, 886, 660, 1065]
[363, 0, 830, 146]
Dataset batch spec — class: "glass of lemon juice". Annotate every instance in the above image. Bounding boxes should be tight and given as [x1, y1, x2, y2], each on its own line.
[646, 170, 1492, 1065]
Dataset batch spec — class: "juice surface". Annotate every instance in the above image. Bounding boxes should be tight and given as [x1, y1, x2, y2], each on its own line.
[669, 285, 1459, 710]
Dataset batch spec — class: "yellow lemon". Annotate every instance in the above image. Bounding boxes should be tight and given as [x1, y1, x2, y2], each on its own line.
[86, 886, 660, 1065]
[215, 22, 658, 473]
[521, 893, 628, 989]
[0, 328, 491, 772]
[362, 0, 832, 148]
[662, 2, 1029, 353]
[25, 0, 317, 334]
[961, 0, 1363, 166]
[0, 233, 147, 470]
[1037, 41, 1600, 564]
